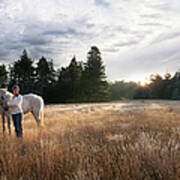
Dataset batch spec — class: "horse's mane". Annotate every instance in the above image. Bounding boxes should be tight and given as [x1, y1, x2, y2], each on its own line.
[0, 88, 7, 93]
[5, 91, 13, 99]
[0, 89, 13, 100]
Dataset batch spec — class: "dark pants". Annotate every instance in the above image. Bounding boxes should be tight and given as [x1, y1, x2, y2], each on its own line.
[12, 113, 23, 137]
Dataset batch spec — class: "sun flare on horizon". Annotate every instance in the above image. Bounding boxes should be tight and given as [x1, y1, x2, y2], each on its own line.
[126, 75, 151, 86]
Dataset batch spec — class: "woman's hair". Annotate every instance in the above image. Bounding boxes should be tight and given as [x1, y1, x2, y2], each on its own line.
[12, 85, 20, 91]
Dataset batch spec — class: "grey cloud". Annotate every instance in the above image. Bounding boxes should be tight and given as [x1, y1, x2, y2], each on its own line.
[139, 22, 166, 27]
[73, 15, 96, 30]
[86, 23, 96, 29]
[0, 44, 22, 63]
[114, 40, 139, 47]
[29, 47, 54, 59]
[0, 27, 52, 61]
[0, 13, 97, 63]
[6, 42, 25, 51]
[144, 1, 180, 12]
[161, 52, 180, 67]
[115, 26, 150, 39]
[107, 38, 180, 81]
[140, 14, 161, 19]
[152, 32, 180, 45]
[42, 18, 95, 39]
[103, 48, 119, 53]
[148, 3, 171, 11]
[0, 27, 53, 58]
[43, 28, 76, 37]
[0, 0, 7, 8]
[0, 49, 9, 59]
[0, 34, 25, 60]
[115, 26, 128, 34]
[43, 28, 94, 41]
[94, 0, 110, 7]
[0, 0, 8, 4]
[22, 36, 51, 46]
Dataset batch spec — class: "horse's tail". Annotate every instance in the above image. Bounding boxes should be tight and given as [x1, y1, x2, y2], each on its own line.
[39, 99, 44, 127]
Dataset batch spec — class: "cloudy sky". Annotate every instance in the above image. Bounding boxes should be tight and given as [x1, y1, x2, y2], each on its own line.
[0, 0, 180, 83]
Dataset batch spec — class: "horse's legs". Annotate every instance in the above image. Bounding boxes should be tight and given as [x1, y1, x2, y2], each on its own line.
[7, 115, 11, 135]
[2, 113, 5, 135]
[32, 110, 42, 126]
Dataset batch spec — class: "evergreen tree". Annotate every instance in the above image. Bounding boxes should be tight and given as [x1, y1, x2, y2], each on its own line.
[57, 67, 71, 102]
[55, 56, 83, 102]
[0, 64, 8, 88]
[36, 56, 57, 100]
[149, 74, 164, 99]
[68, 56, 83, 101]
[82, 46, 109, 101]
[9, 49, 36, 93]
[171, 71, 180, 99]
[163, 72, 172, 99]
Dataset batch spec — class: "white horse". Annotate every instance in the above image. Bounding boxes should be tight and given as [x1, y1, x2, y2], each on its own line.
[0, 89, 44, 135]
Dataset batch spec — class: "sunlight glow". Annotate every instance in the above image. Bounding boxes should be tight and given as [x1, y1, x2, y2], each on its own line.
[126, 75, 150, 86]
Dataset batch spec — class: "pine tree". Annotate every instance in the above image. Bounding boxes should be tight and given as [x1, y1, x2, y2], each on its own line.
[171, 71, 180, 99]
[0, 64, 8, 88]
[163, 72, 172, 99]
[68, 56, 83, 101]
[82, 46, 110, 101]
[149, 74, 164, 99]
[36, 56, 56, 100]
[55, 56, 83, 102]
[9, 49, 36, 93]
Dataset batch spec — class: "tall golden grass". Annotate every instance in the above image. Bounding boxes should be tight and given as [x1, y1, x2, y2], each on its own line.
[1, 103, 180, 180]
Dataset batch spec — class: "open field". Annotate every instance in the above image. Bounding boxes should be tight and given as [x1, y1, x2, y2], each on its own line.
[1, 100, 180, 180]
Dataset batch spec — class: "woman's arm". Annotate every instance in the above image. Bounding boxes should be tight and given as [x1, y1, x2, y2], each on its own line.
[7, 95, 22, 107]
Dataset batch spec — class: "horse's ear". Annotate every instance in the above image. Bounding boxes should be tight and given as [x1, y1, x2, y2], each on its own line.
[0, 88, 7, 94]
[0, 88, 7, 91]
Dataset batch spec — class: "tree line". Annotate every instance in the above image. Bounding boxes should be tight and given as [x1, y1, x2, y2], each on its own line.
[134, 72, 180, 100]
[0, 46, 110, 103]
[0, 46, 180, 103]
[110, 72, 180, 100]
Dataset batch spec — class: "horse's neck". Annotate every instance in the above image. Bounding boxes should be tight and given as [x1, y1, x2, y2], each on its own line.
[5, 91, 13, 100]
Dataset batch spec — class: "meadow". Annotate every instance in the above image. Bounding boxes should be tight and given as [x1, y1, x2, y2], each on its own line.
[0, 100, 180, 180]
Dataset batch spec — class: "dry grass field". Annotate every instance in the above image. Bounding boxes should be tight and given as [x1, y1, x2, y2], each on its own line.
[0, 100, 180, 180]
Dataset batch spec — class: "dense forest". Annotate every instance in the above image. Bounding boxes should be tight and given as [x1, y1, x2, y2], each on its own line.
[0, 46, 180, 103]
[0, 46, 109, 103]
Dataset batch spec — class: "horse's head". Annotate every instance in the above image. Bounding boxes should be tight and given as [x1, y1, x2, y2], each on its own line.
[0, 89, 7, 104]
[0, 89, 13, 104]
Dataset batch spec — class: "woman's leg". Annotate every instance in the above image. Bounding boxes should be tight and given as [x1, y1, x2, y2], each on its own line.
[12, 113, 23, 137]
[17, 113, 23, 137]
[12, 114, 18, 137]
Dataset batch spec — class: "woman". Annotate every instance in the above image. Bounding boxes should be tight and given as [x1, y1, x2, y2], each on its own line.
[5, 85, 23, 137]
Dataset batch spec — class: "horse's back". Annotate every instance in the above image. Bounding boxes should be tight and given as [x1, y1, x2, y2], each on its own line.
[23, 94, 44, 114]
